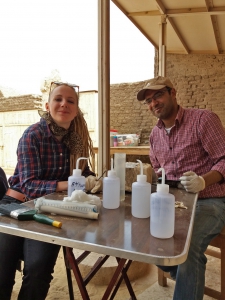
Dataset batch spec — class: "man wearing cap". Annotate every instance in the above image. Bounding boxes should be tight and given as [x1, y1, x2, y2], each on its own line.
[137, 76, 225, 300]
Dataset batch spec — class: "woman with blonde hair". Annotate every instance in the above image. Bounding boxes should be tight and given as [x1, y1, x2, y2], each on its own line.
[0, 81, 101, 300]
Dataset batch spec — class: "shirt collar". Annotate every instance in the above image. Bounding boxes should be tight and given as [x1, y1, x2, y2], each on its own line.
[156, 105, 184, 129]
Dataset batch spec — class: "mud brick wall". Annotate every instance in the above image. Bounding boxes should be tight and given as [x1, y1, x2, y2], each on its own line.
[110, 53, 225, 146]
[0, 95, 42, 112]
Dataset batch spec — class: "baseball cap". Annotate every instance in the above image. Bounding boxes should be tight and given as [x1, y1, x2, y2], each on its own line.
[137, 76, 174, 101]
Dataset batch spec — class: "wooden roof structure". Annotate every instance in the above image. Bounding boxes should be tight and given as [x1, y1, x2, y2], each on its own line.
[97, 0, 225, 174]
[112, 0, 225, 55]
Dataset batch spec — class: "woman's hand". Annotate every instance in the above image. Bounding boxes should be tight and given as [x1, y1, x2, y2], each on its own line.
[56, 181, 68, 192]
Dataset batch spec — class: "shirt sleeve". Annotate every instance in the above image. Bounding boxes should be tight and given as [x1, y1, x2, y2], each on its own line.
[149, 135, 161, 172]
[198, 111, 225, 179]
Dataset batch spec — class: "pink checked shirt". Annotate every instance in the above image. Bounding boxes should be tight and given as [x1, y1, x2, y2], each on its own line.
[150, 106, 225, 198]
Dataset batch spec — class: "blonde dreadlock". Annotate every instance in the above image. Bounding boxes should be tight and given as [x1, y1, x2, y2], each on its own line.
[70, 107, 94, 174]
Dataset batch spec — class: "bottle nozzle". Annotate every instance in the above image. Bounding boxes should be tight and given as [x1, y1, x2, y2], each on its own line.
[157, 167, 169, 193]
[108, 157, 116, 177]
[137, 159, 143, 175]
[158, 167, 165, 184]
[73, 157, 89, 176]
[111, 158, 114, 171]
[136, 159, 146, 182]
[76, 157, 88, 169]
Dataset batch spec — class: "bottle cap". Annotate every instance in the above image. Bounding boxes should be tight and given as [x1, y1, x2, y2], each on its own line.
[73, 157, 88, 176]
[136, 159, 147, 182]
[156, 167, 169, 193]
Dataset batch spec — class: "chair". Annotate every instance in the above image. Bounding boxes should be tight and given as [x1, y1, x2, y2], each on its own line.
[158, 225, 225, 299]
[0, 168, 23, 272]
[0, 167, 8, 200]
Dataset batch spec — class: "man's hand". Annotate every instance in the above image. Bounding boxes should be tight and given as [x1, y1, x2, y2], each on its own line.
[179, 171, 205, 193]
[85, 175, 103, 193]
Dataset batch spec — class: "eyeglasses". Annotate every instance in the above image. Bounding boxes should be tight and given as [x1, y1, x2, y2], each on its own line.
[50, 81, 79, 96]
[143, 87, 171, 105]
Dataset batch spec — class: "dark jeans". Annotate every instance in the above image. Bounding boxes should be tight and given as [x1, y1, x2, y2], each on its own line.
[158, 197, 225, 300]
[0, 233, 60, 300]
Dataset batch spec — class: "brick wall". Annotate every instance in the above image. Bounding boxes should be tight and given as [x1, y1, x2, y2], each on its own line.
[0, 94, 42, 111]
[110, 53, 225, 145]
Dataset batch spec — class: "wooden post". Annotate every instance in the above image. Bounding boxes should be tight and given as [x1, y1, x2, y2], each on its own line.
[158, 15, 167, 76]
[98, 0, 110, 176]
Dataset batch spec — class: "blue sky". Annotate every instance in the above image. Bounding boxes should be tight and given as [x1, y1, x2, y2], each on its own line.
[0, 0, 154, 94]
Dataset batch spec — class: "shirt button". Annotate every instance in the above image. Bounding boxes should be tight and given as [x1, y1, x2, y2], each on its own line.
[60, 153, 62, 156]
[170, 147, 172, 150]
[59, 167, 62, 169]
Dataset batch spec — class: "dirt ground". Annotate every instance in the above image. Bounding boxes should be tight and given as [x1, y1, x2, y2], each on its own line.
[12, 248, 158, 300]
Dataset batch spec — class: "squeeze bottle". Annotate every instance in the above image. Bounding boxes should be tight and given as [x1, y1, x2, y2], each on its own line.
[150, 168, 175, 238]
[103, 158, 120, 209]
[68, 157, 88, 196]
[131, 159, 151, 218]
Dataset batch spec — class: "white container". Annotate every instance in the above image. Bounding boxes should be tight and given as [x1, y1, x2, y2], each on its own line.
[131, 159, 151, 218]
[114, 153, 126, 201]
[103, 158, 120, 209]
[68, 157, 88, 196]
[150, 168, 175, 238]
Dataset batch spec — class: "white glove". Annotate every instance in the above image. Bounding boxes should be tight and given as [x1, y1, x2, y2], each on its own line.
[179, 171, 205, 193]
[85, 175, 103, 193]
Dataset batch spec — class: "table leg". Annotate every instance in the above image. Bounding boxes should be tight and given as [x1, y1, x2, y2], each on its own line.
[66, 247, 90, 300]
[101, 258, 127, 300]
[63, 247, 75, 300]
[65, 247, 137, 300]
[111, 258, 136, 300]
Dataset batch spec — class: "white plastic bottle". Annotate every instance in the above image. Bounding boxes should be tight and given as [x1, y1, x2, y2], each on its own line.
[68, 157, 88, 196]
[131, 159, 151, 218]
[150, 168, 175, 238]
[103, 158, 120, 209]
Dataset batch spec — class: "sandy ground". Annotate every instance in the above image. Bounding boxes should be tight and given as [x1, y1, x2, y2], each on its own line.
[11, 248, 158, 300]
[11, 247, 220, 300]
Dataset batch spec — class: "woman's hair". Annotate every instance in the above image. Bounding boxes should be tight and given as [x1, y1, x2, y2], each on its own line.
[49, 83, 94, 174]
[70, 107, 94, 173]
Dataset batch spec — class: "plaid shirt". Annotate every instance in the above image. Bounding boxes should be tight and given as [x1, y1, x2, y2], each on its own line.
[9, 118, 95, 199]
[150, 106, 225, 198]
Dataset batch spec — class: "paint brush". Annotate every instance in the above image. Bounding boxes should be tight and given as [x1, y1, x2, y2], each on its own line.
[0, 203, 62, 228]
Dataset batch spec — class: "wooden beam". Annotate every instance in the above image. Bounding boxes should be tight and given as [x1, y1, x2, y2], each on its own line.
[111, 0, 158, 48]
[205, 1, 223, 55]
[210, 15, 222, 54]
[167, 18, 189, 54]
[128, 6, 225, 17]
[98, 0, 110, 176]
[157, 0, 189, 55]
[158, 15, 167, 76]
[155, 0, 166, 14]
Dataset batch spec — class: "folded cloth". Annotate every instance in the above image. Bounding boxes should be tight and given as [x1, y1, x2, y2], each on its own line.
[85, 176, 103, 193]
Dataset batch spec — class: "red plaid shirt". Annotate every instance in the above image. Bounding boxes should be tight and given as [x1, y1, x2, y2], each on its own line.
[9, 118, 95, 199]
[150, 106, 225, 198]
